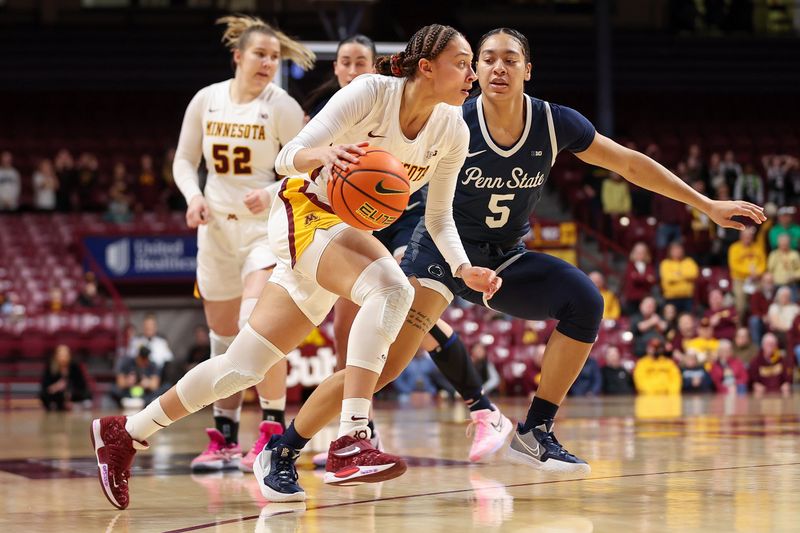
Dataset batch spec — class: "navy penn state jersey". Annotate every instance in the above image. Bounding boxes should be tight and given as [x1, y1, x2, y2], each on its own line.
[453, 95, 596, 243]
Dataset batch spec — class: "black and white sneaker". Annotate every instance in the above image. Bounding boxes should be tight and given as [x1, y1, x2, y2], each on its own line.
[508, 423, 590, 475]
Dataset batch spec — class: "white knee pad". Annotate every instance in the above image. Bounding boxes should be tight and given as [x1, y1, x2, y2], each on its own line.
[345, 257, 414, 373]
[350, 256, 414, 342]
[238, 297, 258, 331]
[209, 330, 236, 358]
[176, 324, 285, 413]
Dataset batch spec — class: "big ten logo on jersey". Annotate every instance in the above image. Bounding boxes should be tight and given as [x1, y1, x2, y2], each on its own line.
[285, 347, 337, 387]
[357, 202, 397, 226]
[461, 166, 545, 189]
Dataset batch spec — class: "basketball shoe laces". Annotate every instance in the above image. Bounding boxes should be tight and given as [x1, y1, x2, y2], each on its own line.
[536, 429, 579, 461]
[107, 443, 133, 486]
[273, 450, 300, 488]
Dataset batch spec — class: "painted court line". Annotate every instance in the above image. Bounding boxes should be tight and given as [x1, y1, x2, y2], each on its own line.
[162, 461, 800, 533]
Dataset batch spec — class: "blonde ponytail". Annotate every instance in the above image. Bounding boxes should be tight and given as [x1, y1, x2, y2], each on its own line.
[216, 15, 316, 71]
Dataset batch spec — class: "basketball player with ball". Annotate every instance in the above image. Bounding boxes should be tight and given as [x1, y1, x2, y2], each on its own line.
[89, 23, 499, 509]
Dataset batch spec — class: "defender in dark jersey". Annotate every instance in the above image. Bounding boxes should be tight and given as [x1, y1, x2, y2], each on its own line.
[399, 28, 764, 473]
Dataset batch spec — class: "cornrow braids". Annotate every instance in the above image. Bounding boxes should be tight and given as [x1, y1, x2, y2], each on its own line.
[216, 15, 315, 71]
[375, 23, 463, 78]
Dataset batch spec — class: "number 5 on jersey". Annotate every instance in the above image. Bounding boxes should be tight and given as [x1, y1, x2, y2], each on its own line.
[486, 194, 515, 228]
[212, 144, 252, 175]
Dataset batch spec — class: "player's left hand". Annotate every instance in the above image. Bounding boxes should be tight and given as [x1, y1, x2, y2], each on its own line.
[461, 266, 502, 300]
[706, 200, 766, 230]
[244, 189, 272, 214]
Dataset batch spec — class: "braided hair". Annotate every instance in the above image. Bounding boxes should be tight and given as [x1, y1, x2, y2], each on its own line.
[216, 14, 315, 71]
[375, 24, 463, 78]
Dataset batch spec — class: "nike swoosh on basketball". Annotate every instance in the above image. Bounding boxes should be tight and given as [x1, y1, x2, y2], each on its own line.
[405, 201, 421, 211]
[368, 130, 386, 138]
[467, 150, 486, 158]
[375, 180, 406, 195]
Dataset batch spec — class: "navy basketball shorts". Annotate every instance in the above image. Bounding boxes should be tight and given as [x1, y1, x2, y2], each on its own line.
[400, 226, 603, 344]
[373, 195, 425, 258]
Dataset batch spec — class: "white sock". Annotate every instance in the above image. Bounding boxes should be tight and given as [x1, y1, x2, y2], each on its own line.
[212, 405, 241, 422]
[125, 398, 173, 442]
[338, 397, 372, 438]
[259, 395, 286, 411]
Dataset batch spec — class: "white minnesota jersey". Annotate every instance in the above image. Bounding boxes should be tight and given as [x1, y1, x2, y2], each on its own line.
[174, 79, 305, 215]
[275, 74, 471, 272]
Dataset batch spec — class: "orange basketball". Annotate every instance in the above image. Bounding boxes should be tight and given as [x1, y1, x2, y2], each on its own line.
[327, 149, 411, 231]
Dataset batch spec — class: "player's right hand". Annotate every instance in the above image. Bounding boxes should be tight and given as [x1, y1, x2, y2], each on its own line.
[461, 266, 502, 300]
[186, 195, 210, 228]
[316, 142, 368, 180]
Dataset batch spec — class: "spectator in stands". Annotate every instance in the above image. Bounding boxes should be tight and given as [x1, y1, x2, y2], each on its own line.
[709, 339, 748, 394]
[135, 154, 161, 212]
[77, 278, 101, 309]
[32, 158, 58, 211]
[53, 148, 76, 212]
[75, 152, 103, 211]
[749, 272, 775, 345]
[161, 147, 184, 211]
[683, 317, 720, 365]
[728, 226, 766, 320]
[127, 314, 174, 372]
[184, 325, 211, 371]
[662, 302, 679, 341]
[0, 151, 21, 211]
[393, 350, 441, 404]
[680, 351, 714, 393]
[569, 356, 602, 397]
[733, 327, 759, 365]
[601, 345, 634, 395]
[708, 152, 724, 192]
[660, 241, 699, 313]
[601, 170, 631, 218]
[768, 233, 800, 298]
[0, 292, 12, 316]
[633, 339, 682, 395]
[763, 155, 791, 207]
[685, 143, 709, 185]
[769, 206, 800, 250]
[688, 180, 716, 263]
[719, 150, 743, 193]
[111, 345, 162, 408]
[703, 288, 738, 340]
[652, 185, 690, 253]
[588, 270, 620, 320]
[734, 163, 764, 206]
[766, 286, 800, 347]
[106, 162, 133, 223]
[49, 287, 66, 313]
[749, 333, 794, 397]
[39, 344, 91, 411]
[631, 296, 667, 357]
[622, 242, 657, 315]
[668, 312, 697, 360]
[470, 342, 500, 396]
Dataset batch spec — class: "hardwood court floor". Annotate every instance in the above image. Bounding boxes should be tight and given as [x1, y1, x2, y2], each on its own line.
[1, 394, 799, 533]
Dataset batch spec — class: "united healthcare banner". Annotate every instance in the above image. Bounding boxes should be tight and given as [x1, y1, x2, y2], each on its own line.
[82, 236, 197, 281]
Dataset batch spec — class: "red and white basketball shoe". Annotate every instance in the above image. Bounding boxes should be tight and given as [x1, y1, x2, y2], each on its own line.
[322, 431, 406, 486]
[90, 416, 148, 510]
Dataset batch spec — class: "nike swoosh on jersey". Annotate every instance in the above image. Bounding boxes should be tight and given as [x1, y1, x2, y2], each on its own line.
[405, 201, 421, 211]
[467, 150, 487, 158]
[208, 108, 219, 113]
[375, 180, 407, 195]
[368, 130, 386, 138]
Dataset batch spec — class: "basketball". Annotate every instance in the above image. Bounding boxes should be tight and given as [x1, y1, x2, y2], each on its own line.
[327, 149, 411, 231]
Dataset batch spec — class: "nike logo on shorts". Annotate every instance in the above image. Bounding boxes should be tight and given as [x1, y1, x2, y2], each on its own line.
[405, 201, 421, 211]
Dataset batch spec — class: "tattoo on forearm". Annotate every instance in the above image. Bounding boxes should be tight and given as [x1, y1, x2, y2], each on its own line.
[405, 308, 435, 334]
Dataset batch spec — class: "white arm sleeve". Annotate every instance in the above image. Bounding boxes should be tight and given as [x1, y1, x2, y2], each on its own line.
[173, 88, 208, 202]
[274, 76, 377, 176]
[425, 119, 471, 275]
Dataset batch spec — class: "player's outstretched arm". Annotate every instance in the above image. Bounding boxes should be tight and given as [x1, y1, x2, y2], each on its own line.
[574, 133, 766, 230]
